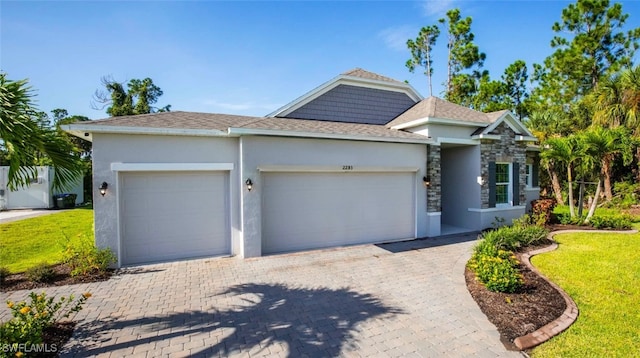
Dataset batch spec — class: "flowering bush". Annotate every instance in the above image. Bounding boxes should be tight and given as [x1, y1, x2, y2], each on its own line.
[62, 235, 116, 277]
[468, 249, 523, 293]
[0, 292, 91, 356]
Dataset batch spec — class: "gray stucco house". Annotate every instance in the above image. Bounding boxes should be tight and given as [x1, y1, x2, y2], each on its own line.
[66, 68, 540, 267]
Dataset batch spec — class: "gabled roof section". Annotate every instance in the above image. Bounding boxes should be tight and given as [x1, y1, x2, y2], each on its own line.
[387, 97, 495, 129]
[387, 97, 537, 141]
[473, 111, 536, 140]
[267, 68, 422, 119]
[63, 111, 432, 145]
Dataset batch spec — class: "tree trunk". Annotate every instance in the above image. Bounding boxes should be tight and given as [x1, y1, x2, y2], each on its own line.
[636, 147, 640, 183]
[547, 165, 564, 204]
[568, 166, 575, 217]
[584, 177, 602, 224]
[602, 158, 613, 201]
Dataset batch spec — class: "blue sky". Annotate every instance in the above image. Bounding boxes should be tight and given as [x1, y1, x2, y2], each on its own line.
[2, 0, 639, 120]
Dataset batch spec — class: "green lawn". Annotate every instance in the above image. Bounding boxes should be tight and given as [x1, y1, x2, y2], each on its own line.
[0, 208, 94, 273]
[531, 229, 640, 357]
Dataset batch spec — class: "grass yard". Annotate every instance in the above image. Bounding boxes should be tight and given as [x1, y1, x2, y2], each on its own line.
[531, 229, 640, 357]
[0, 208, 94, 273]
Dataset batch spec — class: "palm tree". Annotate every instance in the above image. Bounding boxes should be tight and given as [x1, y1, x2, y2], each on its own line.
[0, 73, 83, 191]
[592, 65, 640, 183]
[580, 127, 633, 223]
[541, 136, 583, 217]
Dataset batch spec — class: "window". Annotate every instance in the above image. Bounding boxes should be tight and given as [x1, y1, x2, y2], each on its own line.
[495, 163, 511, 205]
[525, 164, 533, 188]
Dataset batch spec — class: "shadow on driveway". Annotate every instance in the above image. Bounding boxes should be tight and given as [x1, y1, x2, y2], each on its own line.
[67, 283, 404, 357]
[376, 232, 480, 253]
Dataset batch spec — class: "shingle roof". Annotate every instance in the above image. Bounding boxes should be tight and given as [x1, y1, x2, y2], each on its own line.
[77, 111, 429, 142]
[238, 116, 428, 141]
[84, 111, 259, 131]
[341, 68, 403, 84]
[386, 96, 497, 128]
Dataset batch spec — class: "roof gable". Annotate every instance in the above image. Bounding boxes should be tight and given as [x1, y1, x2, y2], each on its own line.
[267, 68, 422, 120]
[387, 97, 495, 129]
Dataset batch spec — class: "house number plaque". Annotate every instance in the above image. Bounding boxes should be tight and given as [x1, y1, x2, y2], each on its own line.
[342, 165, 354, 170]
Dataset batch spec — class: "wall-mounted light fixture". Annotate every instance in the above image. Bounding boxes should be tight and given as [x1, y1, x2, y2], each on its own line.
[99, 182, 108, 196]
[477, 176, 485, 186]
[423, 176, 431, 187]
[245, 178, 253, 191]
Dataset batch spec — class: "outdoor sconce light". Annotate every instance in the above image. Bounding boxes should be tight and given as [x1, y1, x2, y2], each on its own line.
[245, 178, 253, 191]
[99, 182, 108, 196]
[477, 176, 485, 186]
[423, 176, 431, 187]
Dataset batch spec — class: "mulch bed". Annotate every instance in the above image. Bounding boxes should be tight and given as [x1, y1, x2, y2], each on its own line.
[0, 264, 112, 292]
[465, 242, 567, 350]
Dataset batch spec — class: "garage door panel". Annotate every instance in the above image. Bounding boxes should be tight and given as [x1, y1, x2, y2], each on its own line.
[263, 172, 415, 253]
[121, 171, 230, 265]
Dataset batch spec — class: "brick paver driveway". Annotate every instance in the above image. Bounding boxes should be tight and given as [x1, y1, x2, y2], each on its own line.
[1, 233, 522, 357]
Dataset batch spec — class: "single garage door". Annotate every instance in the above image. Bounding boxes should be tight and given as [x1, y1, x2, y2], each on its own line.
[262, 171, 415, 254]
[120, 171, 230, 265]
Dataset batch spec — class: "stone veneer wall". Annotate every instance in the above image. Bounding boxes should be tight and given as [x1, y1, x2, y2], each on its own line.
[427, 144, 441, 212]
[480, 123, 528, 208]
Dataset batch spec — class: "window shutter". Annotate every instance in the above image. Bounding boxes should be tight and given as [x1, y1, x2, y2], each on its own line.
[488, 161, 496, 208]
[512, 162, 520, 206]
[532, 164, 539, 187]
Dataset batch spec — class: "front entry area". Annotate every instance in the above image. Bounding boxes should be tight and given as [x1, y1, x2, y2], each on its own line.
[261, 171, 416, 254]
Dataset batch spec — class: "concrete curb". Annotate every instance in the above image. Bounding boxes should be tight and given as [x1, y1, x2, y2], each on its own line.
[514, 229, 638, 350]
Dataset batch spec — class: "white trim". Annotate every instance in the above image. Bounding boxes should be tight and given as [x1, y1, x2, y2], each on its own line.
[481, 112, 536, 138]
[257, 165, 419, 173]
[228, 127, 433, 145]
[516, 135, 538, 142]
[470, 134, 501, 141]
[426, 212, 442, 217]
[468, 206, 526, 213]
[64, 124, 229, 139]
[111, 163, 234, 172]
[525, 187, 541, 192]
[437, 137, 477, 146]
[267, 75, 422, 118]
[390, 116, 488, 130]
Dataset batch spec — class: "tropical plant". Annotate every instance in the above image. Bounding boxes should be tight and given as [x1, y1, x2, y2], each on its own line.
[0, 73, 84, 191]
[579, 127, 633, 222]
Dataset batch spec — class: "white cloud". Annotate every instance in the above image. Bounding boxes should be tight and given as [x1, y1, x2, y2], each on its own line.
[422, 0, 456, 18]
[378, 25, 415, 52]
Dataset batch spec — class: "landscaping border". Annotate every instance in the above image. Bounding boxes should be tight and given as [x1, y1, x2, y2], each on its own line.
[514, 229, 638, 350]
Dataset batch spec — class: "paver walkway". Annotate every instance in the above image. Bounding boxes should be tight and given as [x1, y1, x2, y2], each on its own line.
[1, 234, 523, 357]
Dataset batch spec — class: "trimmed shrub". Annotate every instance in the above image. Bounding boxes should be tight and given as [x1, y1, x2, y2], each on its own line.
[25, 263, 55, 283]
[468, 249, 523, 293]
[589, 215, 632, 230]
[531, 198, 556, 225]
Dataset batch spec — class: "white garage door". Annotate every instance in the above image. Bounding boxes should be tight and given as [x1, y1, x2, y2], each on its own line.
[120, 171, 230, 265]
[262, 171, 415, 254]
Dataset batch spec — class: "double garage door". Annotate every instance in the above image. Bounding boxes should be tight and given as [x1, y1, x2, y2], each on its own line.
[120, 171, 230, 265]
[262, 171, 416, 254]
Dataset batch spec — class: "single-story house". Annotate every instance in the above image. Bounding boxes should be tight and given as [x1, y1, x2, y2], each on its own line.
[0, 166, 84, 210]
[65, 68, 540, 267]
